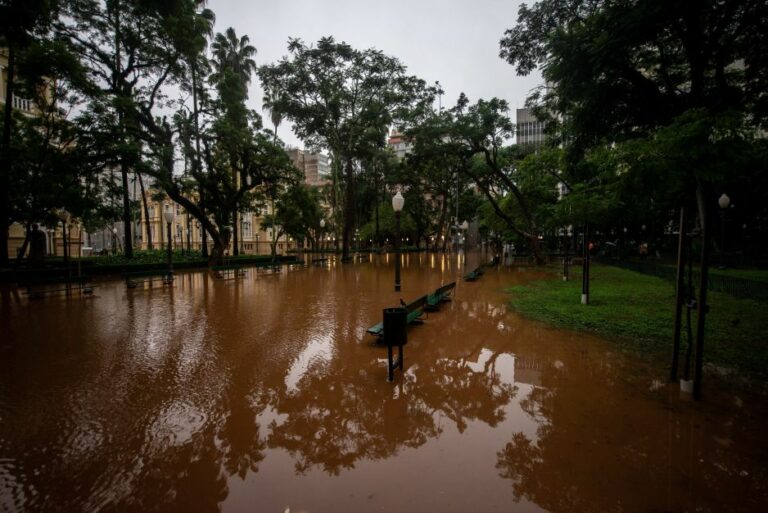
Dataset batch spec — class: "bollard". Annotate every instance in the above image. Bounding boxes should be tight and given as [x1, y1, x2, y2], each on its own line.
[383, 307, 407, 381]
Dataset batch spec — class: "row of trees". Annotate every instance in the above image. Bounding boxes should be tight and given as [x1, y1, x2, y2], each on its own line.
[2, 0, 766, 267]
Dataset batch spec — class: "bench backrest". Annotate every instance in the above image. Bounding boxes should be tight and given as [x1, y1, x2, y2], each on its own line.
[436, 281, 456, 296]
[404, 294, 428, 313]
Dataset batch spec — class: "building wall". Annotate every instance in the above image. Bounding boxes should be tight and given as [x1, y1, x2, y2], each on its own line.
[516, 107, 546, 146]
[287, 148, 331, 186]
[387, 132, 412, 160]
[137, 195, 297, 255]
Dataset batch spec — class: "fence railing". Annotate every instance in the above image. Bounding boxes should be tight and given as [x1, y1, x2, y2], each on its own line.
[595, 257, 768, 301]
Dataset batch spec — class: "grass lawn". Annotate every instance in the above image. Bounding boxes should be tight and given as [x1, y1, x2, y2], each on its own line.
[507, 264, 768, 380]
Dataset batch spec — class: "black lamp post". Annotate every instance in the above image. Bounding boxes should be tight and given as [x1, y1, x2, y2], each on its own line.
[392, 191, 404, 292]
[718, 193, 730, 268]
[581, 224, 590, 305]
[563, 226, 571, 281]
[320, 218, 325, 255]
[164, 204, 175, 276]
[57, 210, 70, 265]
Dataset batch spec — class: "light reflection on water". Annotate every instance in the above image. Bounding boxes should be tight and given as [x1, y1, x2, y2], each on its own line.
[1, 251, 767, 513]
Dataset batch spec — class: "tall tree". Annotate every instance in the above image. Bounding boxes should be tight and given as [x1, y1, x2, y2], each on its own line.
[407, 96, 547, 261]
[499, 0, 768, 397]
[209, 27, 257, 256]
[0, 0, 59, 263]
[259, 37, 433, 261]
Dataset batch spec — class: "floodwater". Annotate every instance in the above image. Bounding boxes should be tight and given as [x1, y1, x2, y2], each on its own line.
[1, 252, 767, 513]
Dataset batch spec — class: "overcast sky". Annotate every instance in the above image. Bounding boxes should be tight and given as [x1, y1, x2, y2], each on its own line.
[207, 0, 542, 148]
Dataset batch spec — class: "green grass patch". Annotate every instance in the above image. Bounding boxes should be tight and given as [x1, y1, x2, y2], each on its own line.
[508, 264, 768, 380]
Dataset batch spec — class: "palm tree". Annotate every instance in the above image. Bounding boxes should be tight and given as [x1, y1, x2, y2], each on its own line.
[262, 84, 283, 143]
[188, 4, 215, 256]
[210, 27, 257, 88]
[209, 27, 257, 256]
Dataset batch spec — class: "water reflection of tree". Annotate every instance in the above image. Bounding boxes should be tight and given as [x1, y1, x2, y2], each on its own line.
[495, 362, 768, 513]
[268, 344, 516, 475]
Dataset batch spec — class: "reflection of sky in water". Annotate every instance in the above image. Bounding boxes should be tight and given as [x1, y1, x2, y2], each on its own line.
[284, 334, 334, 393]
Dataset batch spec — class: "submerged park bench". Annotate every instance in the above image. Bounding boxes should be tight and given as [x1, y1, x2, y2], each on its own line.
[123, 269, 173, 289]
[212, 264, 247, 279]
[311, 257, 328, 266]
[256, 263, 281, 274]
[21, 274, 94, 299]
[367, 281, 456, 337]
[463, 266, 485, 282]
[425, 281, 456, 311]
[367, 294, 428, 337]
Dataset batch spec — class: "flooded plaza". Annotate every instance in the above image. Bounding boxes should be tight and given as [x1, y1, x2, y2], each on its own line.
[1, 253, 767, 513]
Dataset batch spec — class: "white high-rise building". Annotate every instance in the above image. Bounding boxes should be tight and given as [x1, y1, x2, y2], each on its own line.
[516, 107, 546, 146]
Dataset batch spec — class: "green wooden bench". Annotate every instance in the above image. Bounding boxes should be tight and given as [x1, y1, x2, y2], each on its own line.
[21, 274, 94, 299]
[123, 270, 173, 289]
[367, 295, 428, 337]
[212, 264, 247, 279]
[425, 281, 456, 311]
[463, 266, 484, 282]
[311, 257, 328, 266]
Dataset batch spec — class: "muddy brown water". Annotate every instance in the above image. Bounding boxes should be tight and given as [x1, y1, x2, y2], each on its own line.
[1, 252, 767, 513]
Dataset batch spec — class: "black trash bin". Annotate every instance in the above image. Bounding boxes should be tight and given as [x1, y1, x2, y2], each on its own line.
[383, 307, 407, 347]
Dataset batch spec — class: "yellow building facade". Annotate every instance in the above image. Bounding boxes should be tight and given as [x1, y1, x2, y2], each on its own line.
[137, 196, 296, 255]
[1, 47, 82, 260]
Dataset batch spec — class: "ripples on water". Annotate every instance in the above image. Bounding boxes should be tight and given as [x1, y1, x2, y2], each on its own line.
[1, 252, 767, 513]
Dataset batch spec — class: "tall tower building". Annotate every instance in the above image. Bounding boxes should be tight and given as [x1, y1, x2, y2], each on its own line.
[516, 107, 546, 147]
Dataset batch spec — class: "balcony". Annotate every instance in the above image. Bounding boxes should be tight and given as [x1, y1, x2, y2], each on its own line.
[12, 95, 34, 112]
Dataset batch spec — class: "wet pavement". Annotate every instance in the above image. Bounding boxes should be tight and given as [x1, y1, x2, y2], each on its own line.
[1, 252, 767, 513]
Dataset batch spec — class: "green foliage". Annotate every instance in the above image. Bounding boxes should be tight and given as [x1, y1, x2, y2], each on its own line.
[508, 265, 768, 379]
[358, 201, 417, 245]
[259, 37, 434, 257]
[264, 184, 323, 243]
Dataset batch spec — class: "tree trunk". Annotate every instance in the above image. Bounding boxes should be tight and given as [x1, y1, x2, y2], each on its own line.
[232, 208, 239, 256]
[120, 162, 133, 257]
[0, 44, 15, 264]
[529, 234, 545, 265]
[342, 159, 355, 261]
[137, 171, 152, 249]
[113, 0, 132, 258]
[208, 230, 228, 266]
[18, 223, 31, 259]
[191, 61, 208, 258]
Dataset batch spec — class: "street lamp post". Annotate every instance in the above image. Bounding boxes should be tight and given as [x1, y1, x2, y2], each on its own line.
[622, 226, 628, 258]
[320, 218, 325, 254]
[582, 224, 590, 305]
[562, 227, 570, 281]
[164, 205, 175, 278]
[718, 193, 730, 268]
[392, 191, 404, 292]
[57, 210, 72, 288]
[57, 210, 70, 266]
